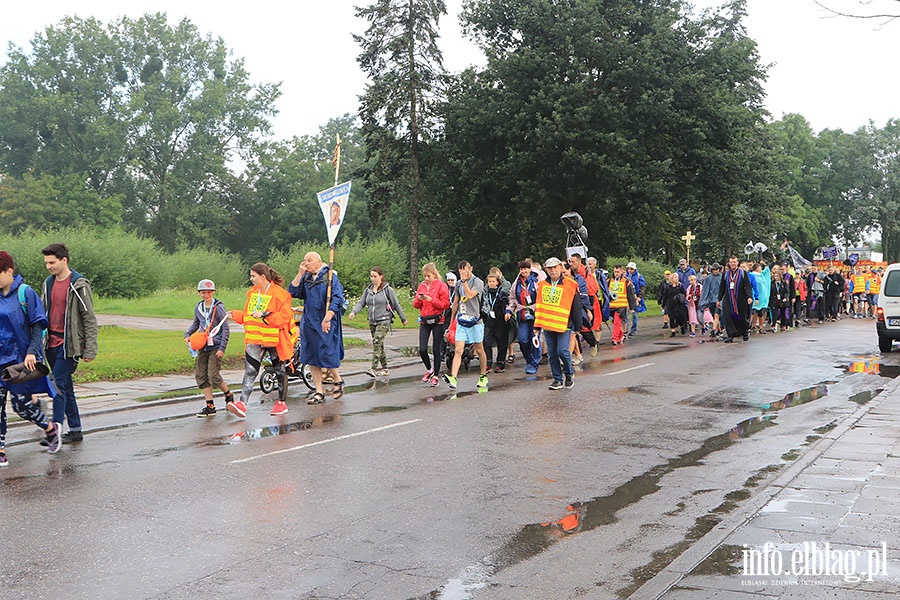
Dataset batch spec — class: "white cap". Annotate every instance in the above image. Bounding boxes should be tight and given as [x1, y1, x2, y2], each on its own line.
[626, 262, 637, 270]
[197, 279, 216, 291]
[543, 257, 563, 268]
[446, 272, 457, 280]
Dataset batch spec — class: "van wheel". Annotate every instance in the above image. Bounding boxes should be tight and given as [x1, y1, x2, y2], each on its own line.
[879, 336, 893, 353]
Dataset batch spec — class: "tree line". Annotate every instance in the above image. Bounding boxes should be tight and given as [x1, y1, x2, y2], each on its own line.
[0, 1, 897, 285]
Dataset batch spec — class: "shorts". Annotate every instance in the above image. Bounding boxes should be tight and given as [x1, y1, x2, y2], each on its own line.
[195, 349, 223, 389]
[456, 322, 485, 344]
[753, 308, 767, 317]
[853, 293, 867, 301]
[868, 294, 878, 307]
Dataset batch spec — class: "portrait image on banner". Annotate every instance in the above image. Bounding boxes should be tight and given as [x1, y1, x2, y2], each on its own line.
[317, 181, 352, 245]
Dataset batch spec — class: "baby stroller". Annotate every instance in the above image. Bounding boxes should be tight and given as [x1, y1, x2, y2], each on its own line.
[260, 308, 314, 394]
[443, 317, 475, 372]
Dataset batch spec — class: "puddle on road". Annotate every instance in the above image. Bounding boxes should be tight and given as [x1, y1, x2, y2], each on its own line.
[421, 362, 886, 599]
[849, 389, 883, 405]
[418, 413, 777, 599]
[846, 358, 900, 379]
[344, 405, 408, 416]
[760, 384, 827, 412]
[208, 414, 339, 445]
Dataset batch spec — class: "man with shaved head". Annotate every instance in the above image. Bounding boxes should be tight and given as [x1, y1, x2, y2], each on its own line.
[290, 252, 346, 404]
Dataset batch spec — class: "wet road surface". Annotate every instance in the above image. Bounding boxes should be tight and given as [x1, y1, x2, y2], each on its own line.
[0, 318, 892, 599]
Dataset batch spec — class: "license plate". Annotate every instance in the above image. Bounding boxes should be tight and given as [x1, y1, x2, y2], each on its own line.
[889, 319, 900, 326]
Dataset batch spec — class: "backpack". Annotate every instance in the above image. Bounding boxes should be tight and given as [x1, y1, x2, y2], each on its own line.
[18, 284, 30, 315]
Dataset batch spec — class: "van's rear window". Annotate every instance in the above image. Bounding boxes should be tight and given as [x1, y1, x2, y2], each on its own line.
[884, 272, 900, 297]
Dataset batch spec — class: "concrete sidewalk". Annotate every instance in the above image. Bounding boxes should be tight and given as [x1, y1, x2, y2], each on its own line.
[633, 375, 900, 598]
[7, 324, 426, 432]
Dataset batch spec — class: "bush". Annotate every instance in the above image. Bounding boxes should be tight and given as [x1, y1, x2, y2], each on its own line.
[606, 256, 668, 299]
[2, 227, 163, 297]
[166, 247, 247, 289]
[1, 227, 252, 297]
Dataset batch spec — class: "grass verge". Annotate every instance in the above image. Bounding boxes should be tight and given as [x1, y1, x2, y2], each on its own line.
[94, 287, 421, 329]
[75, 326, 364, 383]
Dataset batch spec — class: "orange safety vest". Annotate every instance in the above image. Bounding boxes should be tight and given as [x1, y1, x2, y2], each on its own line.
[868, 274, 881, 294]
[535, 277, 578, 333]
[233, 283, 295, 359]
[853, 274, 866, 293]
[609, 278, 629, 309]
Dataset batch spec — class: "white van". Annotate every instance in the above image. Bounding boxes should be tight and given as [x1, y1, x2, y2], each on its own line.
[876, 263, 900, 352]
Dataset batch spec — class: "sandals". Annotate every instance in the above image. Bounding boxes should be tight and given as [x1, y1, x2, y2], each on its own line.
[307, 392, 325, 405]
[332, 380, 345, 400]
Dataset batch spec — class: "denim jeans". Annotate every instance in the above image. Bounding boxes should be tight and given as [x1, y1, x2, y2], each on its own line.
[544, 329, 573, 383]
[628, 310, 639, 334]
[517, 319, 541, 373]
[47, 345, 82, 431]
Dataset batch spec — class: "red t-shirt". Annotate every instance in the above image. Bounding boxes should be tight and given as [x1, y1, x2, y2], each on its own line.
[48, 275, 70, 348]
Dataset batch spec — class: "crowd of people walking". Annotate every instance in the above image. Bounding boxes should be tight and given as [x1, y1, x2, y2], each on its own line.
[1, 241, 882, 467]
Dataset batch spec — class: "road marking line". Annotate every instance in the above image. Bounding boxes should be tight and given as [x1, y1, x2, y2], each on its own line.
[600, 363, 654, 377]
[229, 419, 422, 465]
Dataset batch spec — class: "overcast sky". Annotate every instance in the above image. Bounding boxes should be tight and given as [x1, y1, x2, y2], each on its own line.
[1, 0, 898, 140]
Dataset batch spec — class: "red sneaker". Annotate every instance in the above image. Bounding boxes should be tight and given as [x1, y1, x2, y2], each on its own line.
[270, 401, 288, 416]
[227, 400, 247, 418]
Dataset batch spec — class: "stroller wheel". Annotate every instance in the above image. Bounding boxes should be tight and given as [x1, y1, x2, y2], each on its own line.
[260, 370, 279, 394]
[300, 363, 315, 390]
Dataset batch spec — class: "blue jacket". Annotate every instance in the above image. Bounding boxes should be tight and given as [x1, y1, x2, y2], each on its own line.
[1, 274, 47, 367]
[507, 273, 539, 321]
[698, 273, 722, 310]
[592, 269, 611, 321]
[676, 266, 696, 289]
[290, 266, 345, 369]
[627, 269, 647, 313]
[1, 274, 55, 396]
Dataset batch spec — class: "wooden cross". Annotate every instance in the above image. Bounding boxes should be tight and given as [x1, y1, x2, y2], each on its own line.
[681, 229, 697, 264]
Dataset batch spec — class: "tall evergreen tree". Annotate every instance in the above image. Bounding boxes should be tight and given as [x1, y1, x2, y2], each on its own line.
[355, 0, 446, 286]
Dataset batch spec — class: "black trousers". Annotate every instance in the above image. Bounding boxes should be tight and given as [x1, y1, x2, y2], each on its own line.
[419, 322, 445, 377]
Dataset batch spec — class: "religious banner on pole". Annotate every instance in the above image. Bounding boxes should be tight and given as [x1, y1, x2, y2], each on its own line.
[786, 244, 813, 270]
[317, 181, 352, 246]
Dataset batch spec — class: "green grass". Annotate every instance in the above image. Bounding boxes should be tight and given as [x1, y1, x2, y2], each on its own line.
[94, 288, 249, 319]
[75, 325, 365, 383]
[642, 300, 663, 318]
[74, 326, 247, 383]
[95, 286, 422, 329]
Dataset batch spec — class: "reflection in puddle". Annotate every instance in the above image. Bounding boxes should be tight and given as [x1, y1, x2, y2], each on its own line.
[846, 359, 900, 379]
[343, 405, 408, 416]
[211, 414, 339, 445]
[849, 389, 883, 405]
[419, 414, 776, 599]
[760, 384, 827, 412]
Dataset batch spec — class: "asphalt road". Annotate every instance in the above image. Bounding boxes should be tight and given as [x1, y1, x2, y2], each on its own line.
[0, 318, 891, 600]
